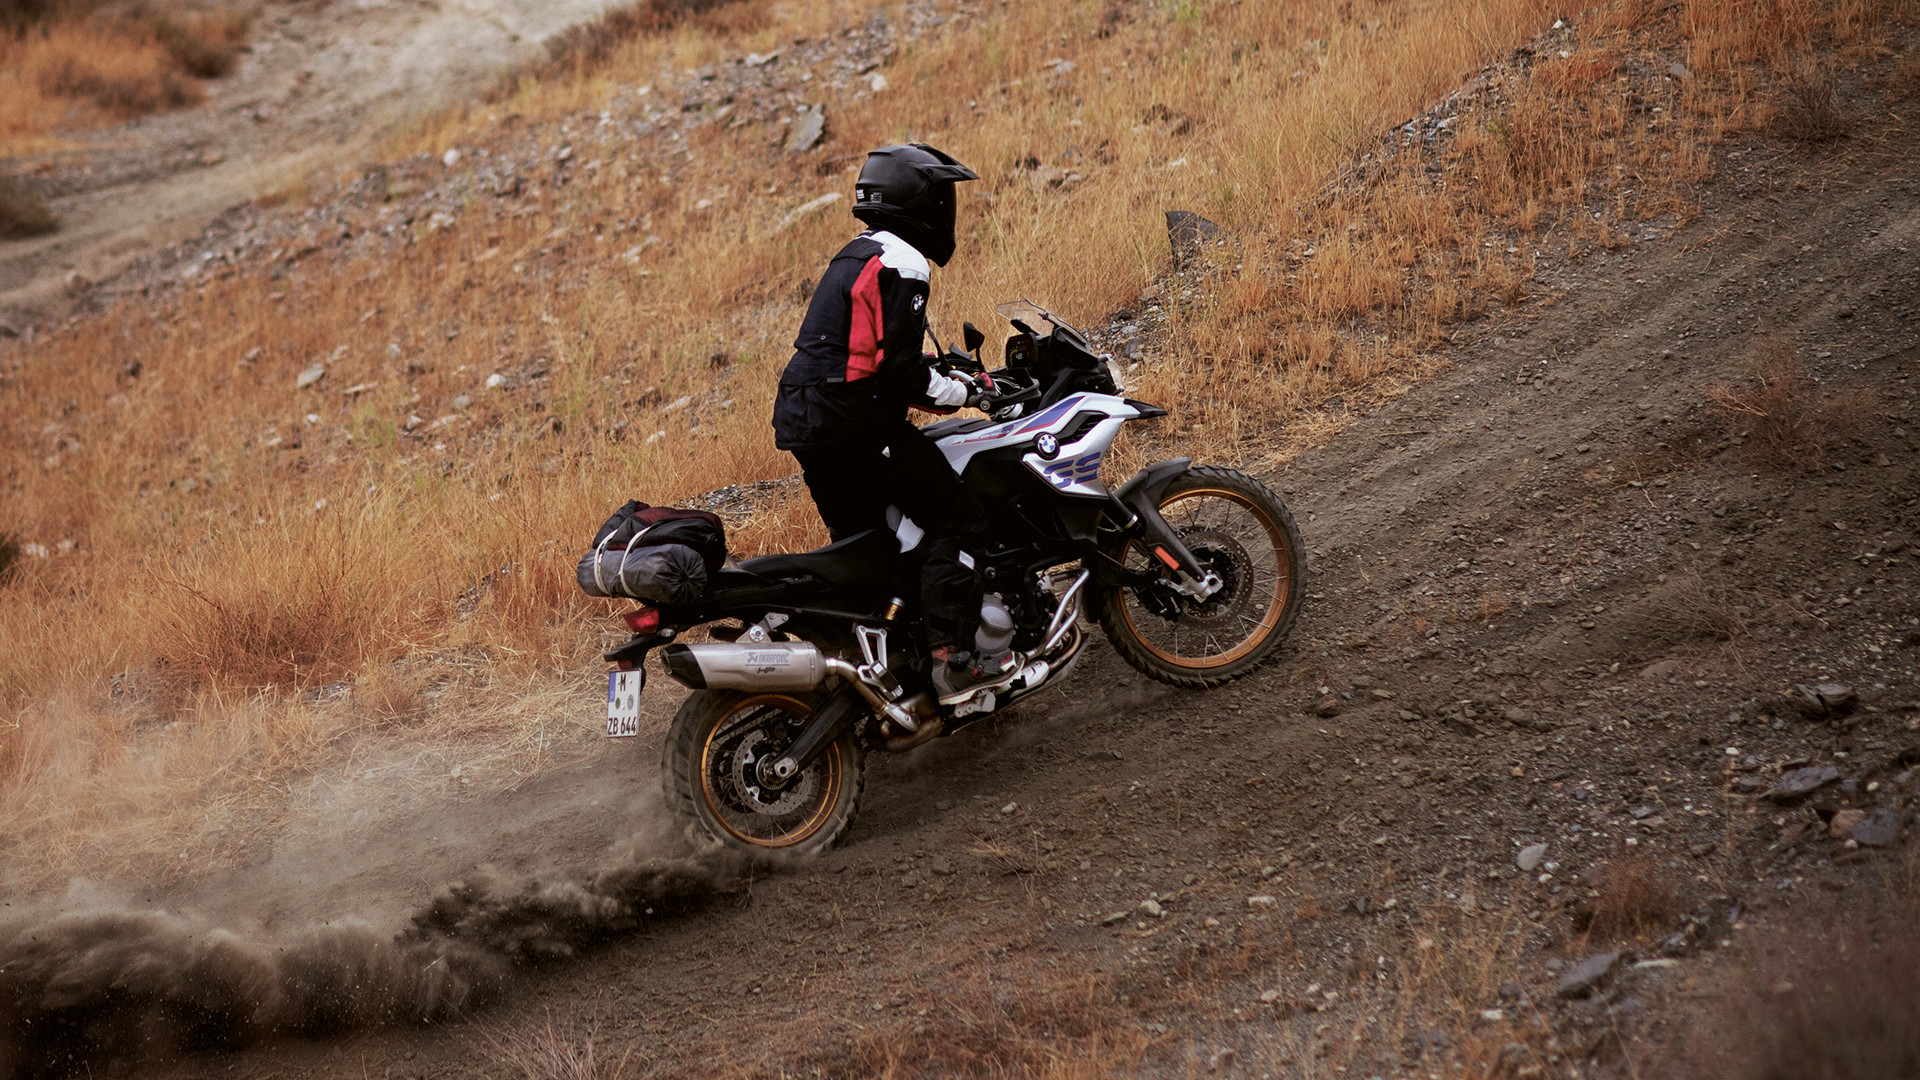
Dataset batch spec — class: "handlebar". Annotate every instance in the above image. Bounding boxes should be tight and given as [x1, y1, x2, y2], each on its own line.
[960, 370, 1042, 417]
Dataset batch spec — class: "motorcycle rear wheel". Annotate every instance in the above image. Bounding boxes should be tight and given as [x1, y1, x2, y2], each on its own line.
[1096, 465, 1306, 688]
[662, 689, 865, 856]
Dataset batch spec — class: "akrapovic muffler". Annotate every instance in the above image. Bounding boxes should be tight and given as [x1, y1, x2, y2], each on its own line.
[660, 641, 828, 691]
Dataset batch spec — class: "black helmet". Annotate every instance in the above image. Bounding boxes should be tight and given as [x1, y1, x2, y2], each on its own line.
[851, 143, 978, 266]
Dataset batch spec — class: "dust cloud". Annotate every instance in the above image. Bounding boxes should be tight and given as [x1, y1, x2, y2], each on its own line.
[0, 842, 745, 1079]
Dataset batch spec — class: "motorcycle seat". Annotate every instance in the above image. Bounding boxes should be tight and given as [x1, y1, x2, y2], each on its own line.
[734, 528, 897, 588]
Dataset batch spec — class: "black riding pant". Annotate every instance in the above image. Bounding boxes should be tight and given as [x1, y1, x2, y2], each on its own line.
[791, 421, 984, 650]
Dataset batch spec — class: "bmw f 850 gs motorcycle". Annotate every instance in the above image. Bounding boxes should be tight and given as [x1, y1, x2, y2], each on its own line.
[603, 301, 1306, 855]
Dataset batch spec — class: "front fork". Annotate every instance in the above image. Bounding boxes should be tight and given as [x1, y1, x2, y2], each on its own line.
[1106, 459, 1223, 601]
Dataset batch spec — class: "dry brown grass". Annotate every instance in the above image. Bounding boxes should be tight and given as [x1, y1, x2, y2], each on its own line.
[1889, 50, 1920, 100]
[1706, 339, 1871, 471]
[0, 6, 246, 152]
[1774, 61, 1856, 140]
[1647, 569, 1768, 646]
[1574, 855, 1683, 941]
[481, 1011, 639, 1080]
[0, 0, 1893, 888]
[532, 0, 769, 81]
[783, 963, 1153, 1080]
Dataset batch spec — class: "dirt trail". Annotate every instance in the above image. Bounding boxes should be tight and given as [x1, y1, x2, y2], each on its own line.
[6, 23, 1919, 1080]
[0, 0, 626, 329]
[62, 113, 1907, 1079]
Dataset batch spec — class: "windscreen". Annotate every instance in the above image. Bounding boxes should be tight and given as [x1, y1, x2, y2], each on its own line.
[995, 300, 1058, 338]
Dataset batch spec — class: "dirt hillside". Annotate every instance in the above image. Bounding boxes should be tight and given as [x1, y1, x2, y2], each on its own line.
[0, 0, 628, 330]
[5, 7, 1919, 1080]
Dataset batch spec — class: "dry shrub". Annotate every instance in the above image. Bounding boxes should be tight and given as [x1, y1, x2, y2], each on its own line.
[136, 9, 249, 79]
[357, 662, 432, 724]
[1575, 856, 1680, 940]
[537, 0, 767, 78]
[1682, 0, 1834, 74]
[968, 841, 1039, 876]
[1646, 570, 1763, 645]
[0, 172, 56, 238]
[34, 47, 199, 113]
[0, 6, 244, 148]
[1774, 62, 1855, 140]
[481, 1012, 638, 1080]
[143, 509, 440, 692]
[1705, 340, 1869, 470]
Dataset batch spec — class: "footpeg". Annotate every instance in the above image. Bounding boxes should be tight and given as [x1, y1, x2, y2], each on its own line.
[952, 690, 996, 720]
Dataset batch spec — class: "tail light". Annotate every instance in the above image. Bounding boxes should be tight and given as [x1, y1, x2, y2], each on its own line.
[622, 608, 661, 634]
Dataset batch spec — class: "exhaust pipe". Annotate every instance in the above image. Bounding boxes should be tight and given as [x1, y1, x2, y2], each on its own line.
[661, 641, 926, 734]
[660, 642, 829, 691]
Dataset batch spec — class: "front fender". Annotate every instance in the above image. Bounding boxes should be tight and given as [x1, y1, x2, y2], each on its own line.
[1114, 457, 1190, 511]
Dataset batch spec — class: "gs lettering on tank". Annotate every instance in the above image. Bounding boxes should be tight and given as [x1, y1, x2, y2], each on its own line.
[930, 391, 1144, 498]
[1040, 451, 1104, 492]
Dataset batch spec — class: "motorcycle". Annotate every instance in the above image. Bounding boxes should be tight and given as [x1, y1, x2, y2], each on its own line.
[602, 301, 1307, 855]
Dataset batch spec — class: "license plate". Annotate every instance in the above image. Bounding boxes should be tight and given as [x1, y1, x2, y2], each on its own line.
[606, 669, 644, 737]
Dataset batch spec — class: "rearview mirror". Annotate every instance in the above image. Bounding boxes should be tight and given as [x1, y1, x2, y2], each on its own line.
[962, 321, 985, 357]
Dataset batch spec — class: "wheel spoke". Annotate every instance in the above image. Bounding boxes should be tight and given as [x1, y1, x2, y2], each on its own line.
[1110, 481, 1300, 674]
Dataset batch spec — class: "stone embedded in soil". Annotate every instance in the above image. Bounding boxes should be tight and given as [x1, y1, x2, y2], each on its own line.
[1247, 895, 1278, 910]
[1100, 911, 1128, 926]
[1516, 842, 1549, 871]
[1556, 951, 1618, 998]
[1165, 210, 1223, 263]
[1139, 898, 1165, 918]
[1641, 658, 1680, 680]
[295, 363, 326, 389]
[1766, 765, 1841, 801]
[1827, 808, 1867, 837]
[1791, 682, 1858, 718]
[1850, 806, 1904, 847]
[787, 105, 826, 152]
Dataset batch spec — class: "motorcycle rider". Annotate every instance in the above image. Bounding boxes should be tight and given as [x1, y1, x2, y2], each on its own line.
[771, 143, 1005, 703]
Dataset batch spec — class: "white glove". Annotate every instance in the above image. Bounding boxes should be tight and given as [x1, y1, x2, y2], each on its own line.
[926, 368, 971, 408]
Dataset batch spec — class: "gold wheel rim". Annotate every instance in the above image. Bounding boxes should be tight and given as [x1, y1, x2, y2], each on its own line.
[698, 693, 844, 849]
[1117, 486, 1293, 670]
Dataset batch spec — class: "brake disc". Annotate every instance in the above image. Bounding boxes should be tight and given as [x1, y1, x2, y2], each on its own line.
[729, 729, 815, 816]
[1178, 528, 1250, 621]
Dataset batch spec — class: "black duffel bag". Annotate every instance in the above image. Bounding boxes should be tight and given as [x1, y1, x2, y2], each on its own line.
[575, 500, 727, 603]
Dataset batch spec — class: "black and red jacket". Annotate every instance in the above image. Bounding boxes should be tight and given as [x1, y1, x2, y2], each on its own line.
[773, 230, 943, 451]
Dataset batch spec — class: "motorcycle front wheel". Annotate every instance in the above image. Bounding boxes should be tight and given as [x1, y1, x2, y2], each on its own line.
[1096, 465, 1306, 688]
[661, 689, 865, 856]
